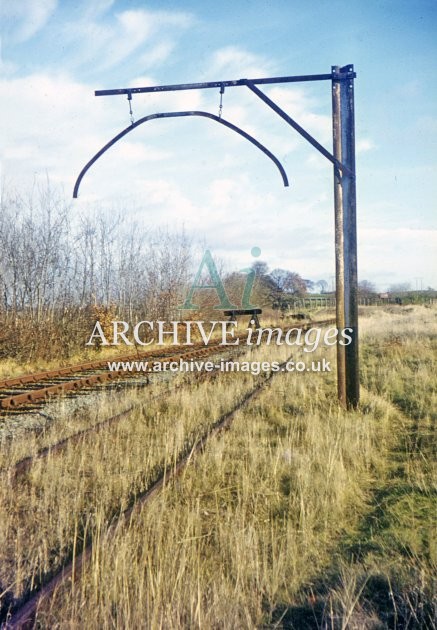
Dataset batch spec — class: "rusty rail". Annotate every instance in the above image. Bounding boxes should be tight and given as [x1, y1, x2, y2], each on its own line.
[2, 320, 337, 625]
[4, 346, 239, 481]
[2, 320, 337, 480]
[0, 345, 222, 410]
[0, 340, 219, 390]
[4, 354, 293, 629]
[0, 320, 335, 411]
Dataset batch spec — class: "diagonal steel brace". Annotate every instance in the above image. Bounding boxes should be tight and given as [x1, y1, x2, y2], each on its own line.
[245, 79, 354, 178]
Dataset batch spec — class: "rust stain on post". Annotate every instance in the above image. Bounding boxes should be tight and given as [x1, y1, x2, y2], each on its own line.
[332, 67, 346, 407]
[339, 64, 359, 408]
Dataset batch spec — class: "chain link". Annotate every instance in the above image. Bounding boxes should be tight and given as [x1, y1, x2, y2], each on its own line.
[218, 85, 225, 118]
[127, 91, 134, 125]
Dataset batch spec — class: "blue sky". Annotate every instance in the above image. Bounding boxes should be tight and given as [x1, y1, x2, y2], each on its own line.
[1, 0, 436, 290]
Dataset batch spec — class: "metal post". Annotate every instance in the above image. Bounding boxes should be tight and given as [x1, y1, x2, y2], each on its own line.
[339, 64, 359, 408]
[332, 66, 346, 407]
[76, 64, 360, 408]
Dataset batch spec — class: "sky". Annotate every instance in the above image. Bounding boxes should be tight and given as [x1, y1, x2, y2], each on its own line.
[1, 0, 436, 291]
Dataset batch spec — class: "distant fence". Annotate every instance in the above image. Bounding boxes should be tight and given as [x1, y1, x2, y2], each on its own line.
[290, 297, 336, 309]
[289, 296, 436, 309]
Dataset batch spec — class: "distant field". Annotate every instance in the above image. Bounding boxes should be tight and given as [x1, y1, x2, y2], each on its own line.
[1, 305, 435, 628]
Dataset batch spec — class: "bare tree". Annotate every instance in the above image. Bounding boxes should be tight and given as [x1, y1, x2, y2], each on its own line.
[0, 183, 194, 359]
[316, 279, 328, 294]
[358, 280, 377, 296]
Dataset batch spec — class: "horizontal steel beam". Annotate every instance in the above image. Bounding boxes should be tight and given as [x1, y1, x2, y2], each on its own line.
[95, 70, 356, 97]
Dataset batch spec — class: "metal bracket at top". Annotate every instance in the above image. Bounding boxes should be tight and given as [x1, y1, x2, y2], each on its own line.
[91, 68, 355, 181]
[74, 67, 356, 198]
[94, 69, 356, 97]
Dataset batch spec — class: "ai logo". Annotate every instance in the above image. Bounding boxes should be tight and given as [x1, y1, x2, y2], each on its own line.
[178, 247, 262, 311]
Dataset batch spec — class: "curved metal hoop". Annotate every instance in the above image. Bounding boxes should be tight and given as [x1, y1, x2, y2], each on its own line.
[73, 110, 289, 198]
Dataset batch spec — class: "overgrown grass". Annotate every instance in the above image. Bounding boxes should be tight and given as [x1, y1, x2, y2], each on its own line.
[1, 306, 435, 628]
[0, 343, 291, 617]
[33, 346, 387, 627]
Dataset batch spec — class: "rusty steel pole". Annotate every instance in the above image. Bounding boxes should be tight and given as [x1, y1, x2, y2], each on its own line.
[338, 64, 359, 408]
[332, 66, 346, 407]
[79, 65, 359, 407]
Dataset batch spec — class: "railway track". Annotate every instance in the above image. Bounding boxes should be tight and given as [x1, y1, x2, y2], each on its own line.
[1, 320, 336, 480]
[0, 319, 336, 627]
[3, 352, 294, 629]
[2, 348, 239, 482]
[0, 342, 228, 411]
[0, 320, 335, 412]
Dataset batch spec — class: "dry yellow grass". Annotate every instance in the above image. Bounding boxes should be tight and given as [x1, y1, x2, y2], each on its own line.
[0, 306, 435, 628]
[0, 343, 291, 605]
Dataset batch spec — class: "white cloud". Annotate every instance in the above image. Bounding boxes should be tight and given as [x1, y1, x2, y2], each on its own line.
[266, 87, 331, 143]
[3, 64, 434, 289]
[209, 178, 239, 207]
[356, 138, 376, 153]
[115, 141, 172, 163]
[208, 46, 275, 78]
[0, 68, 200, 197]
[0, 57, 17, 76]
[82, 0, 115, 21]
[137, 42, 176, 69]
[360, 226, 437, 246]
[47, 7, 194, 75]
[0, 72, 120, 190]
[1, 0, 57, 42]
[358, 226, 437, 288]
[106, 10, 156, 66]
